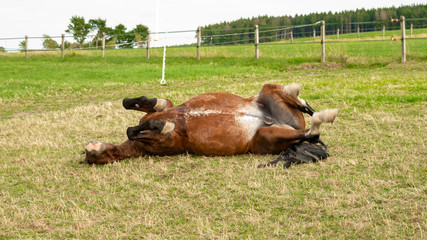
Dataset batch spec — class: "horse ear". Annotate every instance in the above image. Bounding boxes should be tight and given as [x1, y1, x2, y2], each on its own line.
[284, 83, 302, 97]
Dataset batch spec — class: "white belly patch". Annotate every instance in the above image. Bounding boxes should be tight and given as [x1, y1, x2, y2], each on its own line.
[184, 103, 294, 141]
[235, 104, 265, 140]
[236, 114, 264, 140]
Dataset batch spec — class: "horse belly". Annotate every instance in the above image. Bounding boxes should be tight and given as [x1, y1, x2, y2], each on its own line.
[185, 110, 264, 156]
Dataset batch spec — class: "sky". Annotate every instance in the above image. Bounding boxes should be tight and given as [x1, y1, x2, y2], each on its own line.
[0, 0, 424, 50]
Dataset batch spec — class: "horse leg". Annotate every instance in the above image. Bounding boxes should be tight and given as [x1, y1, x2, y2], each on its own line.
[283, 83, 317, 116]
[126, 119, 175, 140]
[84, 119, 178, 164]
[84, 140, 145, 164]
[250, 109, 338, 154]
[250, 126, 308, 154]
[306, 108, 338, 137]
[126, 119, 184, 155]
[258, 83, 316, 118]
[122, 96, 174, 113]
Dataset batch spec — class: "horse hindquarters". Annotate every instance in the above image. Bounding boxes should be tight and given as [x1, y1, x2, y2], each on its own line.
[249, 109, 338, 154]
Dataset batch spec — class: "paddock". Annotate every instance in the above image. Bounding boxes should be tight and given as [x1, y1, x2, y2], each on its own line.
[0, 51, 425, 238]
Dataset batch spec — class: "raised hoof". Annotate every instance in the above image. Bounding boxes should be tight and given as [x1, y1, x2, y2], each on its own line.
[161, 121, 175, 135]
[284, 83, 302, 97]
[127, 125, 145, 140]
[122, 96, 157, 111]
[153, 99, 167, 112]
[127, 120, 173, 141]
[313, 108, 338, 124]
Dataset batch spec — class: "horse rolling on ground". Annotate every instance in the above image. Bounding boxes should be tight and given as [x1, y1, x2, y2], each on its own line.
[84, 83, 338, 167]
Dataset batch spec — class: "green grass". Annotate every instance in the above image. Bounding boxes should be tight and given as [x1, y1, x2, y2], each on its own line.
[1, 36, 426, 118]
[0, 37, 426, 239]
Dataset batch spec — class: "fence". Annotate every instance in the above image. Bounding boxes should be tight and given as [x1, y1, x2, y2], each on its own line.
[1, 16, 426, 63]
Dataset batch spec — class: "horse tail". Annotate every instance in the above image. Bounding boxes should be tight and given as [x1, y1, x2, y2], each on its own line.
[258, 140, 329, 168]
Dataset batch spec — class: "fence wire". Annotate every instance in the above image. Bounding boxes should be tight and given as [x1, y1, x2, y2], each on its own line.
[0, 18, 425, 62]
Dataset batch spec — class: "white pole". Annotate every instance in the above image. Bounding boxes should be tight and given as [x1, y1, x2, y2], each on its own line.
[160, 33, 167, 85]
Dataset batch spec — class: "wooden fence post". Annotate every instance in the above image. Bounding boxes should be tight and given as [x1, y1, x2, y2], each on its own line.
[357, 25, 360, 39]
[25, 35, 29, 59]
[410, 23, 413, 38]
[197, 27, 201, 60]
[383, 26, 385, 40]
[101, 32, 106, 58]
[146, 30, 151, 59]
[321, 20, 325, 63]
[337, 29, 339, 40]
[61, 34, 65, 58]
[400, 16, 406, 63]
[313, 29, 316, 41]
[254, 25, 259, 59]
[290, 30, 293, 43]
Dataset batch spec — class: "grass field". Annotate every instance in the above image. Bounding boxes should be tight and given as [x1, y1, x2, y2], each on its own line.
[0, 37, 426, 239]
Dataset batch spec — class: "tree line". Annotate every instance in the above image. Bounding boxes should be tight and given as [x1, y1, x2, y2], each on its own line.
[29, 16, 149, 51]
[11, 4, 426, 51]
[202, 4, 427, 45]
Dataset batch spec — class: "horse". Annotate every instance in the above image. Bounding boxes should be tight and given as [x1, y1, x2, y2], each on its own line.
[84, 83, 338, 164]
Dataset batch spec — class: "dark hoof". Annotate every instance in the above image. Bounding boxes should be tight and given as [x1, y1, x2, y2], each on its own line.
[126, 120, 167, 140]
[122, 96, 157, 110]
[127, 125, 146, 140]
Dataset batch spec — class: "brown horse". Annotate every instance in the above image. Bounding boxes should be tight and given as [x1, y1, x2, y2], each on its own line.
[84, 83, 338, 164]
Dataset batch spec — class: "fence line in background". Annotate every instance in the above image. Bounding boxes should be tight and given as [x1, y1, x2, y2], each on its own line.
[1, 16, 426, 63]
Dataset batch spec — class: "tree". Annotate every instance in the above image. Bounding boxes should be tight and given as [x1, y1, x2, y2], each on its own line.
[64, 41, 72, 49]
[111, 24, 133, 48]
[131, 24, 149, 48]
[65, 16, 91, 48]
[201, 4, 427, 45]
[88, 18, 107, 48]
[19, 40, 26, 52]
[132, 24, 148, 38]
[0, 46, 5, 52]
[42, 35, 60, 50]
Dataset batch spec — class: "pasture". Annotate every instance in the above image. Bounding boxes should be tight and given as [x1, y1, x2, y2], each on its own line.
[0, 40, 426, 239]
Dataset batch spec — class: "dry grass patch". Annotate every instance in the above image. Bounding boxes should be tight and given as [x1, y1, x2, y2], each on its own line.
[0, 55, 426, 238]
[1, 94, 425, 238]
